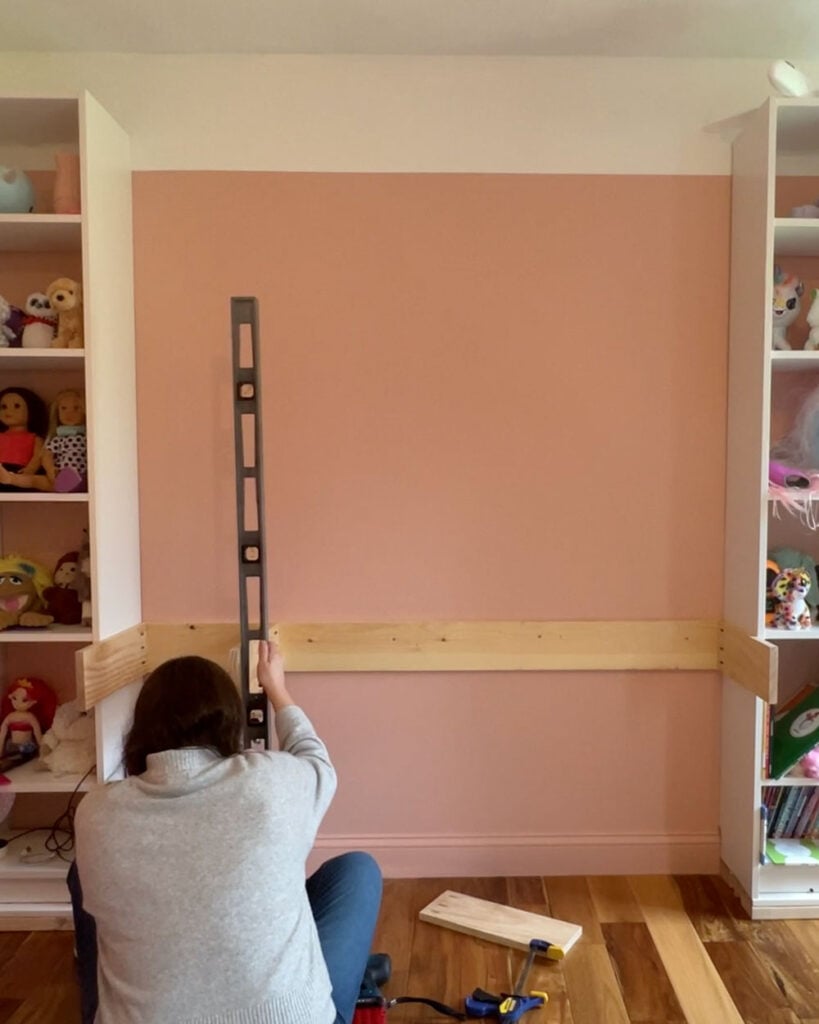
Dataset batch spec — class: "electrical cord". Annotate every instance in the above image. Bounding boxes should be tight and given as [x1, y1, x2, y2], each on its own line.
[2, 765, 96, 864]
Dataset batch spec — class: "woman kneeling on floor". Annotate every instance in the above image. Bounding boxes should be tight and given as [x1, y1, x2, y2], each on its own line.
[69, 640, 382, 1024]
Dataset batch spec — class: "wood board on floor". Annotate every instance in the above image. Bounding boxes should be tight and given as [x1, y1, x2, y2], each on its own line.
[419, 890, 582, 956]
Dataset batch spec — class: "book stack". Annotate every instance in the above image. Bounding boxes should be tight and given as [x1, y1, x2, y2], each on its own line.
[763, 787, 819, 865]
[763, 787, 819, 839]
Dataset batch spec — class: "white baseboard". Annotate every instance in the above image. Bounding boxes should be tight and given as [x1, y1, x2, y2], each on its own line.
[309, 831, 720, 878]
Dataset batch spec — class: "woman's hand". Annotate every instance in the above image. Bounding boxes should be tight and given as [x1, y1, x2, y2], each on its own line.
[257, 639, 294, 711]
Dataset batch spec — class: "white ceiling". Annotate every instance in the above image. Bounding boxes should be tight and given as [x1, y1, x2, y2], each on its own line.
[5, 0, 819, 58]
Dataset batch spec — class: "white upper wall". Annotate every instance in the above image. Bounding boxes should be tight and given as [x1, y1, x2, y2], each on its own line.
[0, 53, 806, 174]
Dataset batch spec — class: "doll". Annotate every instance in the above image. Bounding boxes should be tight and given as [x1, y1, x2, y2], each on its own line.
[42, 389, 87, 492]
[0, 388, 49, 492]
[0, 389, 87, 493]
[42, 551, 82, 625]
[0, 677, 57, 759]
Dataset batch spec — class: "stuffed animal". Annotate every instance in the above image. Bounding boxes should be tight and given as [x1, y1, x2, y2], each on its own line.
[772, 266, 804, 350]
[800, 748, 819, 779]
[20, 293, 56, 349]
[769, 461, 810, 488]
[76, 529, 92, 627]
[0, 297, 11, 349]
[792, 201, 819, 218]
[46, 278, 83, 349]
[771, 567, 812, 629]
[42, 551, 82, 625]
[0, 167, 34, 214]
[38, 700, 95, 776]
[0, 555, 54, 630]
[0, 296, 24, 348]
[0, 677, 57, 757]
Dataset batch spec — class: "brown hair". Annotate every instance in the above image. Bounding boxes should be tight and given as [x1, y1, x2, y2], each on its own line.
[124, 656, 243, 776]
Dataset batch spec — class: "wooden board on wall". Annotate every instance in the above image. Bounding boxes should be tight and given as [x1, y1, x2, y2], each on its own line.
[73, 618, 723, 711]
[145, 623, 242, 674]
[274, 620, 720, 673]
[719, 623, 777, 702]
[75, 623, 147, 711]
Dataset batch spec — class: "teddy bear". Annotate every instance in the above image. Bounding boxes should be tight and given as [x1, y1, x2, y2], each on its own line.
[20, 293, 56, 349]
[46, 277, 83, 349]
[37, 700, 95, 776]
[0, 295, 24, 348]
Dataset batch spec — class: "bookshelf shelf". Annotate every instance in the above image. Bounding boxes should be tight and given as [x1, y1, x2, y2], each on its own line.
[765, 627, 819, 640]
[0, 213, 81, 252]
[762, 777, 819, 787]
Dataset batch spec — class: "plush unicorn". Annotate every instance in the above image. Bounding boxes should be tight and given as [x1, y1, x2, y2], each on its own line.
[772, 265, 804, 350]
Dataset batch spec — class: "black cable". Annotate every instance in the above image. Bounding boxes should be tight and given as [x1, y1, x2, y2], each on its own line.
[4, 765, 96, 863]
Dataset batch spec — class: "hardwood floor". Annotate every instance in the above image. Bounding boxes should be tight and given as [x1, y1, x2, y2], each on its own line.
[1, 874, 817, 1022]
[372, 875, 819, 1024]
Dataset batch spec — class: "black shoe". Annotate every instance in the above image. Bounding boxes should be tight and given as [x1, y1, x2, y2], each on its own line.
[365, 953, 392, 988]
[358, 952, 392, 1001]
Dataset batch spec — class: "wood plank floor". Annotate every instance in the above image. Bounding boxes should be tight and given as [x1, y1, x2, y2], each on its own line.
[372, 875, 819, 1024]
[2, 874, 818, 1022]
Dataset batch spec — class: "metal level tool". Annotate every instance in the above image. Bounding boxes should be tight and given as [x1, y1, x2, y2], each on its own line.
[230, 296, 270, 750]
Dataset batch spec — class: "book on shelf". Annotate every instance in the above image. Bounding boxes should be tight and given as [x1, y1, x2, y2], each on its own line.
[762, 702, 772, 778]
[766, 837, 819, 866]
[796, 789, 819, 838]
[770, 684, 819, 779]
[762, 786, 819, 840]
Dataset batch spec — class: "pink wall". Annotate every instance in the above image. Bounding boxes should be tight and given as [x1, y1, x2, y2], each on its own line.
[132, 172, 729, 874]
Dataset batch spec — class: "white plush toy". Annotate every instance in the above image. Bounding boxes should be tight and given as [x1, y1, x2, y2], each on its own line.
[21, 292, 56, 349]
[37, 700, 95, 776]
[772, 265, 804, 350]
[805, 289, 819, 351]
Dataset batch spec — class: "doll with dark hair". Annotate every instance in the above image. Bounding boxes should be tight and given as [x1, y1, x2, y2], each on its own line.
[0, 387, 49, 492]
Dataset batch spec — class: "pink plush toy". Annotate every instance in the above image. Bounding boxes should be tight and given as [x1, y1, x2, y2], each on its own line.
[800, 748, 819, 778]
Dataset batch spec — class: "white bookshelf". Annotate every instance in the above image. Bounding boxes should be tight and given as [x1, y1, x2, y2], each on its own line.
[0, 92, 142, 924]
[723, 97, 819, 919]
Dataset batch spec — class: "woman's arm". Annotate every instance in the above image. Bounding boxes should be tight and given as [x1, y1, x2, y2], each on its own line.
[256, 639, 294, 712]
[256, 640, 337, 817]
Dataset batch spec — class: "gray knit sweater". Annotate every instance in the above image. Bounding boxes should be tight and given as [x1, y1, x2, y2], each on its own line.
[74, 706, 338, 1024]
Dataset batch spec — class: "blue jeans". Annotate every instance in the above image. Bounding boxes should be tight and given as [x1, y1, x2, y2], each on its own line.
[68, 851, 382, 1024]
